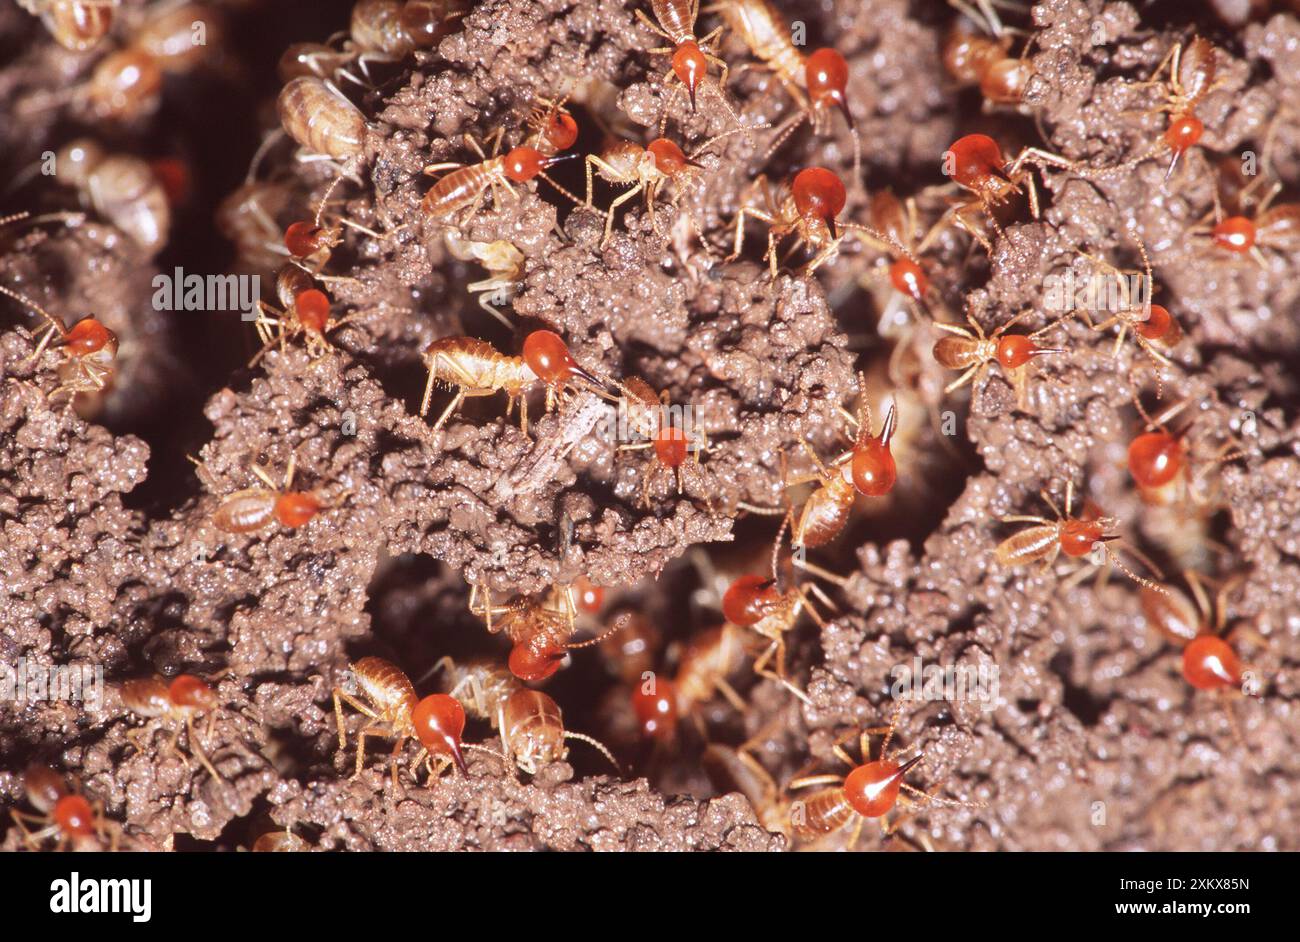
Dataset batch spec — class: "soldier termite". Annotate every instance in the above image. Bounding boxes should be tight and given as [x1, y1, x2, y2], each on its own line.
[205, 452, 347, 534]
[710, 0, 860, 178]
[250, 266, 357, 366]
[421, 129, 579, 226]
[120, 674, 225, 781]
[437, 658, 620, 775]
[53, 139, 171, 255]
[333, 656, 469, 783]
[1191, 181, 1300, 268]
[613, 377, 712, 509]
[444, 232, 526, 327]
[855, 189, 947, 313]
[525, 95, 580, 157]
[0, 282, 117, 403]
[10, 765, 122, 852]
[1141, 571, 1263, 757]
[1124, 36, 1223, 181]
[636, 0, 734, 119]
[931, 307, 1071, 411]
[419, 329, 609, 435]
[468, 583, 627, 682]
[582, 126, 757, 248]
[995, 479, 1167, 593]
[18, 0, 119, 52]
[726, 167, 897, 281]
[1127, 395, 1246, 509]
[629, 623, 748, 741]
[787, 704, 983, 844]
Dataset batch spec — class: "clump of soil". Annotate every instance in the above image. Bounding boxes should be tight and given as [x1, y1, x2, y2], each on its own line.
[1, 0, 1298, 852]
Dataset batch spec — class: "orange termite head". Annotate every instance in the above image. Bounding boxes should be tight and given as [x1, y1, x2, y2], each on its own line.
[1164, 114, 1204, 155]
[522, 329, 602, 390]
[805, 48, 852, 128]
[994, 333, 1060, 370]
[274, 491, 321, 528]
[573, 576, 604, 614]
[1059, 518, 1106, 558]
[542, 110, 579, 152]
[503, 145, 571, 183]
[947, 133, 1007, 190]
[792, 167, 847, 239]
[1182, 635, 1243, 691]
[64, 318, 117, 358]
[168, 674, 218, 712]
[844, 753, 923, 818]
[23, 765, 67, 812]
[412, 693, 468, 773]
[1211, 216, 1256, 253]
[1128, 430, 1184, 490]
[647, 137, 693, 176]
[293, 288, 332, 334]
[889, 257, 929, 301]
[653, 425, 690, 469]
[1137, 303, 1181, 344]
[54, 794, 96, 838]
[722, 574, 781, 627]
[508, 641, 566, 682]
[284, 221, 342, 259]
[631, 678, 678, 740]
[851, 401, 897, 497]
[672, 40, 708, 110]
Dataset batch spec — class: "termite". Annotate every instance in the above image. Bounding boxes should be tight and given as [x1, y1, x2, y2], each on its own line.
[636, 0, 730, 113]
[630, 623, 748, 741]
[277, 76, 369, 167]
[940, 133, 1082, 250]
[120, 674, 225, 781]
[444, 231, 526, 327]
[251, 267, 356, 366]
[931, 306, 1070, 410]
[599, 610, 662, 685]
[421, 129, 578, 226]
[0, 283, 117, 402]
[1141, 571, 1262, 755]
[1126, 36, 1222, 180]
[855, 189, 945, 311]
[787, 704, 982, 845]
[525, 95, 581, 157]
[18, 0, 119, 52]
[54, 138, 171, 255]
[942, 1, 1036, 109]
[583, 127, 754, 248]
[469, 583, 626, 682]
[419, 329, 607, 435]
[217, 180, 296, 271]
[10, 765, 122, 852]
[726, 167, 894, 280]
[995, 479, 1167, 593]
[438, 658, 620, 775]
[711, 0, 859, 174]
[251, 828, 309, 852]
[614, 377, 712, 508]
[1127, 394, 1245, 509]
[206, 452, 345, 534]
[1192, 180, 1300, 268]
[1072, 236, 1181, 389]
[348, 0, 468, 70]
[333, 656, 469, 782]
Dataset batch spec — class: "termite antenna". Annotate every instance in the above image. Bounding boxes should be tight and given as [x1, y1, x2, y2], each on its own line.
[246, 129, 286, 184]
[563, 612, 632, 650]
[314, 172, 348, 227]
[1099, 540, 1169, 594]
[688, 121, 771, 161]
[0, 282, 65, 335]
[563, 730, 621, 774]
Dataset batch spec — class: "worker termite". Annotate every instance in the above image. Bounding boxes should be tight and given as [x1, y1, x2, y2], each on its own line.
[54, 138, 171, 255]
[419, 329, 608, 435]
[582, 127, 755, 248]
[349, 0, 468, 69]
[18, 0, 119, 51]
[931, 307, 1070, 410]
[787, 704, 982, 844]
[599, 610, 662, 685]
[726, 167, 893, 280]
[438, 658, 620, 775]
[468, 583, 626, 682]
[421, 130, 578, 226]
[120, 674, 225, 781]
[206, 453, 346, 535]
[995, 479, 1167, 593]
[1141, 571, 1262, 754]
[855, 189, 945, 313]
[1072, 236, 1181, 388]
[333, 656, 469, 783]
[217, 180, 296, 271]
[1127, 395, 1245, 508]
[1192, 182, 1300, 268]
[251, 828, 309, 852]
[251, 266, 356, 366]
[613, 377, 712, 508]
[10, 765, 122, 852]
[942, 0, 1036, 109]
[711, 0, 859, 174]
[278, 76, 369, 167]
[636, 0, 730, 113]
[1124, 36, 1223, 180]
[444, 231, 526, 327]
[940, 133, 1082, 249]
[0, 283, 117, 402]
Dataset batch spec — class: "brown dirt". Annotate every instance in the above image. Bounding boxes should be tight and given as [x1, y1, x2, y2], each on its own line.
[1, 0, 1298, 852]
